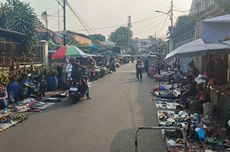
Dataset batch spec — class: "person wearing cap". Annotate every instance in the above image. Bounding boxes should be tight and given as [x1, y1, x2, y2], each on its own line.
[0, 84, 9, 114]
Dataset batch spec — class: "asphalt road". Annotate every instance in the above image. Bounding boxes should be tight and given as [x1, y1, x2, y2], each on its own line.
[0, 63, 166, 152]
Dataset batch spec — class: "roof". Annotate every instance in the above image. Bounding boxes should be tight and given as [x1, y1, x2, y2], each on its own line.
[165, 39, 230, 60]
[0, 28, 26, 36]
[67, 31, 93, 40]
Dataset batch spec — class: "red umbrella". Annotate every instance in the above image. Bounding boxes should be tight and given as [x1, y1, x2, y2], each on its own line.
[52, 45, 87, 60]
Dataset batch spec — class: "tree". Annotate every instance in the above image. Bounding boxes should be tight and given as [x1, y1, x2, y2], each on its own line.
[172, 15, 196, 38]
[0, 0, 39, 51]
[89, 34, 106, 41]
[110, 26, 132, 47]
[0, 3, 10, 29]
[215, 0, 230, 13]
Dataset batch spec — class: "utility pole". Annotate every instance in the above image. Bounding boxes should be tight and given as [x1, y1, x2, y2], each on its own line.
[170, 0, 173, 36]
[63, 0, 67, 46]
[127, 16, 132, 54]
[58, 6, 60, 32]
[155, 0, 174, 53]
[169, 0, 174, 52]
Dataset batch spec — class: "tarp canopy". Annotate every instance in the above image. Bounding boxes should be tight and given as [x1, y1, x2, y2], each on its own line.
[165, 39, 230, 60]
[202, 14, 230, 43]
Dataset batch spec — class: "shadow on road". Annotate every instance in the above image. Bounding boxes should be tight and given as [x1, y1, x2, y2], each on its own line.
[110, 128, 166, 152]
[110, 69, 167, 152]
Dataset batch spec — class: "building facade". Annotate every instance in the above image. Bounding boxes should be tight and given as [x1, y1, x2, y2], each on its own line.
[173, 0, 216, 50]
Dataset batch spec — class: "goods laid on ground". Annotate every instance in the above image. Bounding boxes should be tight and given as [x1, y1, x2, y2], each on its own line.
[0, 112, 28, 132]
[153, 90, 229, 152]
[15, 98, 55, 112]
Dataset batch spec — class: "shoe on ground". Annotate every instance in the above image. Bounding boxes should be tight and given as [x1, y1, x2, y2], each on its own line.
[2, 108, 8, 114]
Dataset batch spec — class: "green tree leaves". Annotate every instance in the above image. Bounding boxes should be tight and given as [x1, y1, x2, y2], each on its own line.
[89, 34, 106, 41]
[215, 0, 230, 13]
[110, 26, 132, 47]
[0, 0, 39, 51]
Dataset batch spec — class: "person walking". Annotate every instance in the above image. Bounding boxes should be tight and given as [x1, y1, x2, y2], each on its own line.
[136, 57, 143, 81]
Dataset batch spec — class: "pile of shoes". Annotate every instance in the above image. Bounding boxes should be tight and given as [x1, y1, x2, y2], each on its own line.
[0, 113, 28, 132]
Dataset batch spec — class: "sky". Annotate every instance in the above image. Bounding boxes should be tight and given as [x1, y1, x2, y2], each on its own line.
[0, 0, 193, 39]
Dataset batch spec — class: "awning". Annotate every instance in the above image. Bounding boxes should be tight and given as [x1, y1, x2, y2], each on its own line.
[165, 39, 230, 60]
[202, 14, 230, 43]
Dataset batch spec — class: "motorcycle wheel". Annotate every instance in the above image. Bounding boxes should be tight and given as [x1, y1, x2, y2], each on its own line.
[72, 94, 80, 104]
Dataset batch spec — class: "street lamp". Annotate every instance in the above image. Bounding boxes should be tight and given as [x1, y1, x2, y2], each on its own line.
[155, 10, 170, 16]
[155, 10, 173, 38]
[155, 8, 174, 53]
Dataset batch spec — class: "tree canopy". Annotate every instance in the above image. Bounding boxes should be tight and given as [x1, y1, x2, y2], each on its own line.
[110, 26, 132, 47]
[215, 0, 230, 13]
[89, 34, 106, 41]
[0, 0, 39, 50]
[172, 15, 196, 38]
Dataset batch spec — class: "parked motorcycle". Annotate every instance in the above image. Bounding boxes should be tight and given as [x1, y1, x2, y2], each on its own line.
[69, 82, 82, 104]
[20, 74, 46, 99]
[109, 63, 116, 72]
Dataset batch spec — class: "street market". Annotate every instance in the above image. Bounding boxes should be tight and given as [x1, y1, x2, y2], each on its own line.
[2, 0, 230, 152]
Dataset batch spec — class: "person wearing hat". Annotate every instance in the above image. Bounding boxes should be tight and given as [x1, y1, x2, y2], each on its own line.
[0, 84, 9, 114]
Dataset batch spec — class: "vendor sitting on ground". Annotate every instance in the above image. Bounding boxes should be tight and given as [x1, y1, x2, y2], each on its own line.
[187, 61, 200, 78]
[181, 75, 198, 108]
[170, 68, 184, 83]
[189, 75, 208, 114]
[0, 83, 9, 114]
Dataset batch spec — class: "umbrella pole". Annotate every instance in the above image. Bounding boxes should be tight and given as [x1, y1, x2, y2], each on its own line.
[207, 53, 211, 103]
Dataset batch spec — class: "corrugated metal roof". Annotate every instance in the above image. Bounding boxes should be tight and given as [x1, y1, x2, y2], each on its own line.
[0, 28, 26, 36]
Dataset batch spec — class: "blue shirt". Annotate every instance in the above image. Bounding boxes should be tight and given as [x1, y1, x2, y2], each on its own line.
[7, 81, 20, 99]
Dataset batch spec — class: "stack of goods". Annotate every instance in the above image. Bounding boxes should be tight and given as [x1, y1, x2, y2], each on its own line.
[15, 98, 55, 112]
[154, 97, 183, 111]
[157, 110, 190, 127]
[165, 129, 185, 152]
[0, 113, 28, 132]
[154, 94, 229, 151]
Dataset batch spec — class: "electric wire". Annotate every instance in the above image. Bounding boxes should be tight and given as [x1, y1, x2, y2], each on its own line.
[66, 0, 93, 32]
[134, 15, 165, 35]
[66, 1, 92, 34]
[157, 15, 169, 37]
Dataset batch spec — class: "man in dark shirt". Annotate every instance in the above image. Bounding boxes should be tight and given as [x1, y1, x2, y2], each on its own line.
[72, 61, 91, 99]
[188, 61, 200, 78]
[72, 61, 83, 83]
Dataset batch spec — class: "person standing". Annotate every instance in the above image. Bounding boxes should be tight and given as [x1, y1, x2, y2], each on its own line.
[66, 60, 73, 88]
